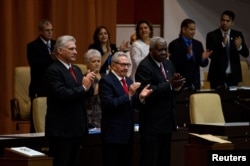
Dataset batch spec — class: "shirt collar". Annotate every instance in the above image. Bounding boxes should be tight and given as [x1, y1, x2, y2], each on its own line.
[150, 55, 161, 68]
[57, 58, 71, 70]
[40, 36, 50, 45]
[111, 70, 124, 81]
[220, 29, 231, 35]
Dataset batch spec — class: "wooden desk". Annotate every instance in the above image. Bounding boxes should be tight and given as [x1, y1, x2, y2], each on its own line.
[0, 128, 188, 166]
[188, 122, 250, 149]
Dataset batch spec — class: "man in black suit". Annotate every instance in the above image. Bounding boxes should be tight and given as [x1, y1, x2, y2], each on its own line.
[27, 19, 56, 132]
[99, 52, 152, 166]
[135, 37, 185, 166]
[206, 10, 249, 89]
[169, 18, 212, 90]
[45, 35, 96, 166]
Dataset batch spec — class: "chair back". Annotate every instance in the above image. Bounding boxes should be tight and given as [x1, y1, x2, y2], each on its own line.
[12, 66, 31, 120]
[189, 93, 225, 124]
[239, 60, 249, 86]
[75, 63, 87, 74]
[32, 97, 47, 132]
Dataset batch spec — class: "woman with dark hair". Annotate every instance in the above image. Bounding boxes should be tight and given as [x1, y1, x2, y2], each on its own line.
[130, 20, 154, 81]
[88, 26, 118, 75]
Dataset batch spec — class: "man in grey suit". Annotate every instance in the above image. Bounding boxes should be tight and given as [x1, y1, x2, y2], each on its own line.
[45, 35, 96, 166]
[135, 37, 185, 166]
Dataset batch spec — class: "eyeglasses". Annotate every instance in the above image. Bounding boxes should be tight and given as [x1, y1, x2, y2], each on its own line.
[114, 62, 131, 67]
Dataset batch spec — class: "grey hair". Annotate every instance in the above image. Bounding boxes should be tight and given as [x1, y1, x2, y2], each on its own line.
[150, 36, 167, 49]
[38, 19, 52, 30]
[54, 35, 76, 55]
[85, 49, 101, 62]
[111, 51, 128, 62]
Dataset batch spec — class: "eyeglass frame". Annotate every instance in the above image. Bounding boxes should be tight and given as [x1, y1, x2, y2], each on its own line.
[113, 62, 131, 67]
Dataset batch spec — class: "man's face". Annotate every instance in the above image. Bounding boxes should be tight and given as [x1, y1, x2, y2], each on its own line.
[182, 23, 196, 39]
[111, 55, 130, 77]
[58, 41, 77, 65]
[40, 23, 53, 41]
[220, 14, 234, 31]
[151, 41, 168, 62]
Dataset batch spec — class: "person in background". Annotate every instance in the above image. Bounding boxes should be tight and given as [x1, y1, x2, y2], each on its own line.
[27, 19, 56, 132]
[88, 26, 129, 75]
[84, 49, 102, 128]
[206, 10, 249, 89]
[124, 33, 137, 78]
[45, 35, 96, 166]
[168, 18, 212, 91]
[135, 37, 185, 166]
[130, 20, 153, 81]
[130, 33, 137, 45]
[99, 52, 152, 166]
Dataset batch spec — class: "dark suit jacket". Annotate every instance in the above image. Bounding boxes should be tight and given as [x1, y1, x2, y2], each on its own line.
[135, 55, 177, 135]
[27, 37, 56, 99]
[169, 36, 208, 90]
[45, 60, 91, 137]
[88, 43, 118, 74]
[206, 28, 249, 87]
[99, 71, 134, 144]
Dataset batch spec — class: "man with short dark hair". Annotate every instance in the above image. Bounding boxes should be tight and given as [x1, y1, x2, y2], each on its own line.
[169, 18, 212, 90]
[206, 10, 249, 89]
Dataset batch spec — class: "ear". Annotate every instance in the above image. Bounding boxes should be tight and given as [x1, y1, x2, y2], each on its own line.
[57, 48, 63, 54]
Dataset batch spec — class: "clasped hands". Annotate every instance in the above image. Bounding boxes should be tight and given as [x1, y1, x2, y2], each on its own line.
[169, 73, 186, 91]
[82, 70, 96, 90]
[128, 82, 152, 100]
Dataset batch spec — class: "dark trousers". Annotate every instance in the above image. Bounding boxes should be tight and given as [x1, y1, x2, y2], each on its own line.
[102, 142, 133, 166]
[48, 137, 82, 166]
[140, 133, 172, 166]
[210, 73, 238, 90]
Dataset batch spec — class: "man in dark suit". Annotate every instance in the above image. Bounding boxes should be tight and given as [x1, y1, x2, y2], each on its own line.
[169, 18, 212, 90]
[135, 37, 185, 166]
[99, 52, 152, 166]
[206, 10, 249, 89]
[45, 35, 96, 166]
[27, 19, 56, 132]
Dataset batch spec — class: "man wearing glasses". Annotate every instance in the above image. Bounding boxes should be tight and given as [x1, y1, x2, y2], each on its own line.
[27, 19, 56, 132]
[99, 52, 152, 166]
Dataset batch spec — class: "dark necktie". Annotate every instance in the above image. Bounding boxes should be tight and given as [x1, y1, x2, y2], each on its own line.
[69, 67, 77, 82]
[121, 78, 128, 93]
[46, 42, 51, 54]
[160, 63, 167, 80]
